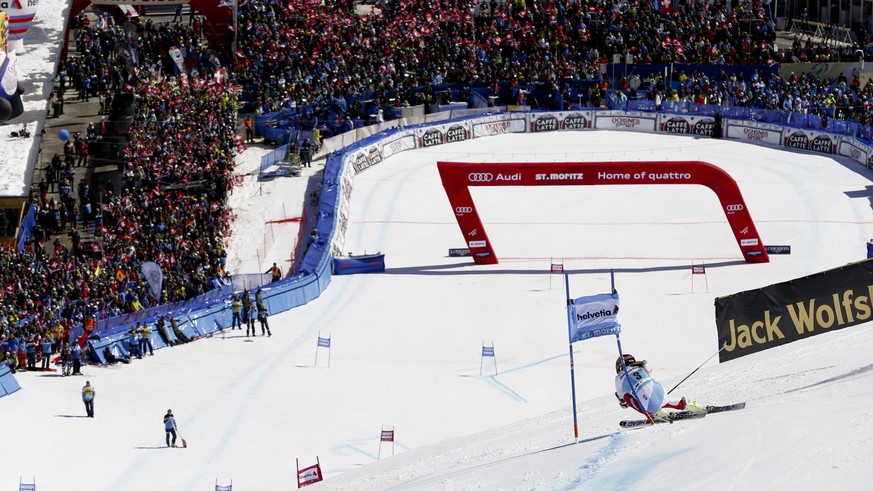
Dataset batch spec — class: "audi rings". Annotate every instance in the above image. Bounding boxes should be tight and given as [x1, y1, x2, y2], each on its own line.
[468, 173, 493, 182]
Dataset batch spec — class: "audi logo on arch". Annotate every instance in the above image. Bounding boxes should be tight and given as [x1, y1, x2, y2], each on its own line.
[468, 173, 494, 182]
[455, 206, 473, 215]
[726, 204, 744, 213]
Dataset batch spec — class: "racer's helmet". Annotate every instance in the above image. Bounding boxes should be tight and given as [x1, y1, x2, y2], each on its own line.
[615, 354, 636, 374]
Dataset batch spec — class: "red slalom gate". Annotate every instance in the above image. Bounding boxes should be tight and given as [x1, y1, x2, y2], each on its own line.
[437, 161, 769, 265]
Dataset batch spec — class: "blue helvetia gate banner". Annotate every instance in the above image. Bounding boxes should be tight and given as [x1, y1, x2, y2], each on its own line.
[715, 259, 873, 362]
[569, 292, 621, 342]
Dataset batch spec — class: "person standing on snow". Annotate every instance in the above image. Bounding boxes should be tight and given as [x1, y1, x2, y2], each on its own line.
[266, 262, 281, 283]
[71, 342, 82, 375]
[164, 409, 179, 447]
[26, 336, 37, 371]
[61, 342, 72, 376]
[129, 323, 142, 359]
[300, 138, 313, 167]
[254, 288, 271, 336]
[255, 288, 266, 312]
[241, 289, 252, 328]
[614, 354, 699, 421]
[82, 381, 95, 417]
[39, 334, 54, 371]
[246, 298, 257, 337]
[244, 115, 255, 143]
[230, 294, 243, 330]
[140, 322, 154, 356]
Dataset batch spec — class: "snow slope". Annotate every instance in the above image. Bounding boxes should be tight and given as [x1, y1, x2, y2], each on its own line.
[3, 131, 873, 491]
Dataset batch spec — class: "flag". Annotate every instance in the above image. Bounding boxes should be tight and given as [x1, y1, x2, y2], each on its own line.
[569, 292, 620, 342]
[214, 67, 228, 84]
[297, 463, 323, 487]
[168, 46, 186, 75]
[141, 261, 163, 299]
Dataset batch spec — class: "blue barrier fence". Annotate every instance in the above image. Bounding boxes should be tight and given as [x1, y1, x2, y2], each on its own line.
[0, 365, 20, 398]
[85, 152, 343, 363]
[260, 145, 289, 173]
[616, 96, 873, 143]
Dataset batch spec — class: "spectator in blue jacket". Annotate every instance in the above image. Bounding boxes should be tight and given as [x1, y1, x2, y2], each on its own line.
[40, 335, 54, 371]
[26, 338, 37, 371]
[6, 336, 20, 360]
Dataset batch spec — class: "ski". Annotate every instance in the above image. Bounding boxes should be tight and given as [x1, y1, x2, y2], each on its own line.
[620, 403, 746, 428]
[619, 410, 706, 428]
[705, 402, 746, 414]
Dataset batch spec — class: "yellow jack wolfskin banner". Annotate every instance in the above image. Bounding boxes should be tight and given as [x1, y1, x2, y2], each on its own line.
[715, 259, 873, 362]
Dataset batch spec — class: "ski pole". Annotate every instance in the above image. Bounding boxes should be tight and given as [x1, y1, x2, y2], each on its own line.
[616, 334, 655, 425]
[667, 343, 726, 395]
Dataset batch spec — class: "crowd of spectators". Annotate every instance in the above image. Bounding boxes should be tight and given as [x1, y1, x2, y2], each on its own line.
[233, 1, 782, 118]
[1, 11, 236, 372]
[234, 0, 873, 133]
[625, 66, 873, 129]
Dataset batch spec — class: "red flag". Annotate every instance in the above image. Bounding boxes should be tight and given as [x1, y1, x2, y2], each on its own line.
[297, 463, 323, 487]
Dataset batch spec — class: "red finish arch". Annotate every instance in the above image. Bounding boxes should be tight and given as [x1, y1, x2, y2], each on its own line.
[437, 161, 769, 264]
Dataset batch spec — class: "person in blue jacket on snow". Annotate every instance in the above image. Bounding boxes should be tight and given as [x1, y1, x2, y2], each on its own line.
[615, 354, 701, 421]
[40, 335, 54, 371]
[164, 409, 179, 447]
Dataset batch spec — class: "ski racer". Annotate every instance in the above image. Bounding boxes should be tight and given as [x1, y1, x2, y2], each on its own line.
[615, 354, 701, 421]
